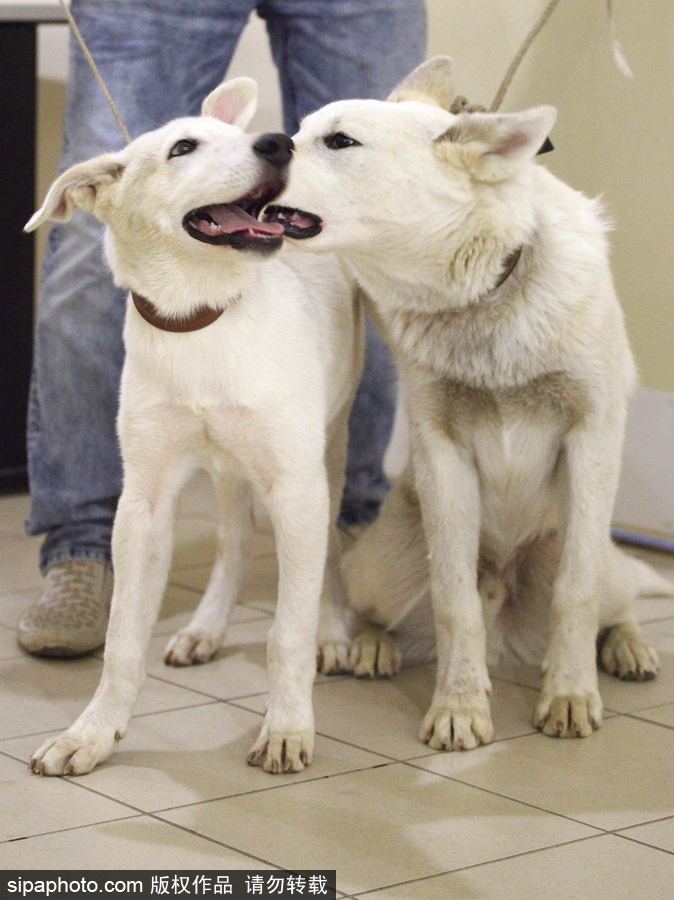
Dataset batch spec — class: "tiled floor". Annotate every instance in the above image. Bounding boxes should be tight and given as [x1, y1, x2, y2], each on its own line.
[2, 481, 674, 897]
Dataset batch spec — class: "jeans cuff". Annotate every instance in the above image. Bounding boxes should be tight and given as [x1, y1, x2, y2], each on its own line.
[40, 545, 113, 576]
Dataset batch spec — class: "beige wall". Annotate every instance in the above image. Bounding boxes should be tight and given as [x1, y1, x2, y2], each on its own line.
[426, 0, 674, 393]
[37, 1, 672, 391]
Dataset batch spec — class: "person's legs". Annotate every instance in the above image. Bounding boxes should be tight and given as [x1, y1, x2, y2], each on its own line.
[22, 0, 255, 653]
[260, 0, 426, 523]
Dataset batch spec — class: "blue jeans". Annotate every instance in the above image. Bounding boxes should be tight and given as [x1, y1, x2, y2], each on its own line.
[26, 0, 426, 571]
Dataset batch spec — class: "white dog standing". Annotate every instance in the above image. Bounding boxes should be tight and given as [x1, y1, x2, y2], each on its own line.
[267, 57, 672, 750]
[26, 77, 362, 776]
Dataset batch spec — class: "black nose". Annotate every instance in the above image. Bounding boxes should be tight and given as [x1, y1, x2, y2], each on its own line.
[252, 132, 294, 168]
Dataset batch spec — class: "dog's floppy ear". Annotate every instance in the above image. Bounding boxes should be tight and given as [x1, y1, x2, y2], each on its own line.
[388, 56, 454, 110]
[202, 76, 258, 129]
[437, 105, 557, 179]
[25, 153, 125, 231]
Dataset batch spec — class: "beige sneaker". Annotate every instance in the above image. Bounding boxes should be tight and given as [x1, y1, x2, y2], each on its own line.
[18, 560, 113, 657]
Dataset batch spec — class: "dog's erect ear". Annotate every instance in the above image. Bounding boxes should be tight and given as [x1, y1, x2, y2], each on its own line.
[201, 77, 258, 129]
[24, 153, 125, 231]
[438, 105, 557, 178]
[388, 56, 454, 109]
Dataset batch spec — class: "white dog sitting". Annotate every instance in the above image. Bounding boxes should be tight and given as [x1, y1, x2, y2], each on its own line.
[266, 57, 673, 750]
[25, 77, 362, 776]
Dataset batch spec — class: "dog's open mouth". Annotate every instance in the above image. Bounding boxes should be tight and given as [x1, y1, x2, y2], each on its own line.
[183, 181, 285, 252]
[261, 206, 323, 240]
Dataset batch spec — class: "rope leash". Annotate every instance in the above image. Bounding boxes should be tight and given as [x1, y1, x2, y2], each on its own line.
[491, 0, 632, 112]
[58, 0, 633, 144]
[491, 0, 564, 112]
[57, 0, 131, 144]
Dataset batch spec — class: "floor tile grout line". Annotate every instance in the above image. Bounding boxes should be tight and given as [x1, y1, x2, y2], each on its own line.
[260, 715, 541, 765]
[602, 706, 664, 717]
[4, 710, 669, 826]
[0, 794, 299, 871]
[225, 694, 478, 763]
[7, 753, 396, 822]
[144, 672, 344, 705]
[137, 671, 269, 704]
[0, 698, 222, 747]
[237, 604, 275, 617]
[400, 757, 612, 833]
[153, 811, 360, 896]
[164, 575, 274, 618]
[135, 692, 224, 719]
[2, 736, 403, 848]
[0, 809, 142, 847]
[162, 580, 205, 597]
[117, 727, 669, 826]
[169, 553, 273, 569]
[0, 746, 38, 765]
[399, 726, 552, 764]
[0, 746, 153, 820]
[484, 676, 674, 719]
[136, 695, 222, 718]
[144, 813, 299, 873]
[611, 830, 674, 857]
[1, 690, 406, 764]
[624, 712, 674, 731]
[488, 669, 674, 716]
[487, 674, 543, 692]
[608, 812, 674, 833]
[222, 676, 353, 707]
[147, 760, 399, 816]
[352, 833, 618, 897]
[623, 710, 674, 729]
[8, 727, 354, 865]
[639, 614, 674, 625]
[164, 581, 275, 620]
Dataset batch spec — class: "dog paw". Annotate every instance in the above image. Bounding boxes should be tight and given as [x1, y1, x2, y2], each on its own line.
[534, 691, 602, 738]
[246, 724, 314, 774]
[164, 630, 220, 666]
[598, 623, 660, 681]
[317, 640, 353, 675]
[419, 693, 493, 751]
[30, 727, 119, 776]
[349, 627, 402, 678]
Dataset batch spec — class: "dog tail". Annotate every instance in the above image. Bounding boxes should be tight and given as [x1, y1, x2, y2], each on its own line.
[629, 555, 674, 597]
[343, 470, 429, 626]
[606, 542, 674, 604]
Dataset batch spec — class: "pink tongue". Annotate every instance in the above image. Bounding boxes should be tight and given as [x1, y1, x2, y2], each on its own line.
[201, 204, 283, 236]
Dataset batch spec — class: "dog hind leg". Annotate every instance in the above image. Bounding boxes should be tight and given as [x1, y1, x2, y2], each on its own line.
[165, 468, 253, 666]
[316, 402, 365, 675]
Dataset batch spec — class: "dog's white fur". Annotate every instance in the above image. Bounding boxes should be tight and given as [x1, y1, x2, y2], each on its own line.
[26, 77, 363, 776]
[278, 57, 673, 749]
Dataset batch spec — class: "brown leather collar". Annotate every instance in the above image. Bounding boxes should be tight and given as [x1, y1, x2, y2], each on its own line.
[491, 245, 522, 293]
[467, 245, 523, 308]
[132, 292, 225, 332]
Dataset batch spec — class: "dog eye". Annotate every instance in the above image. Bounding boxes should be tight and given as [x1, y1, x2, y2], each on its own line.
[168, 139, 199, 159]
[324, 132, 360, 150]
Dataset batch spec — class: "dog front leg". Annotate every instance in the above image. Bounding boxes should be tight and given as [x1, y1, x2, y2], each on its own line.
[412, 428, 493, 751]
[165, 471, 253, 666]
[30, 465, 186, 776]
[247, 467, 330, 773]
[534, 412, 624, 738]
